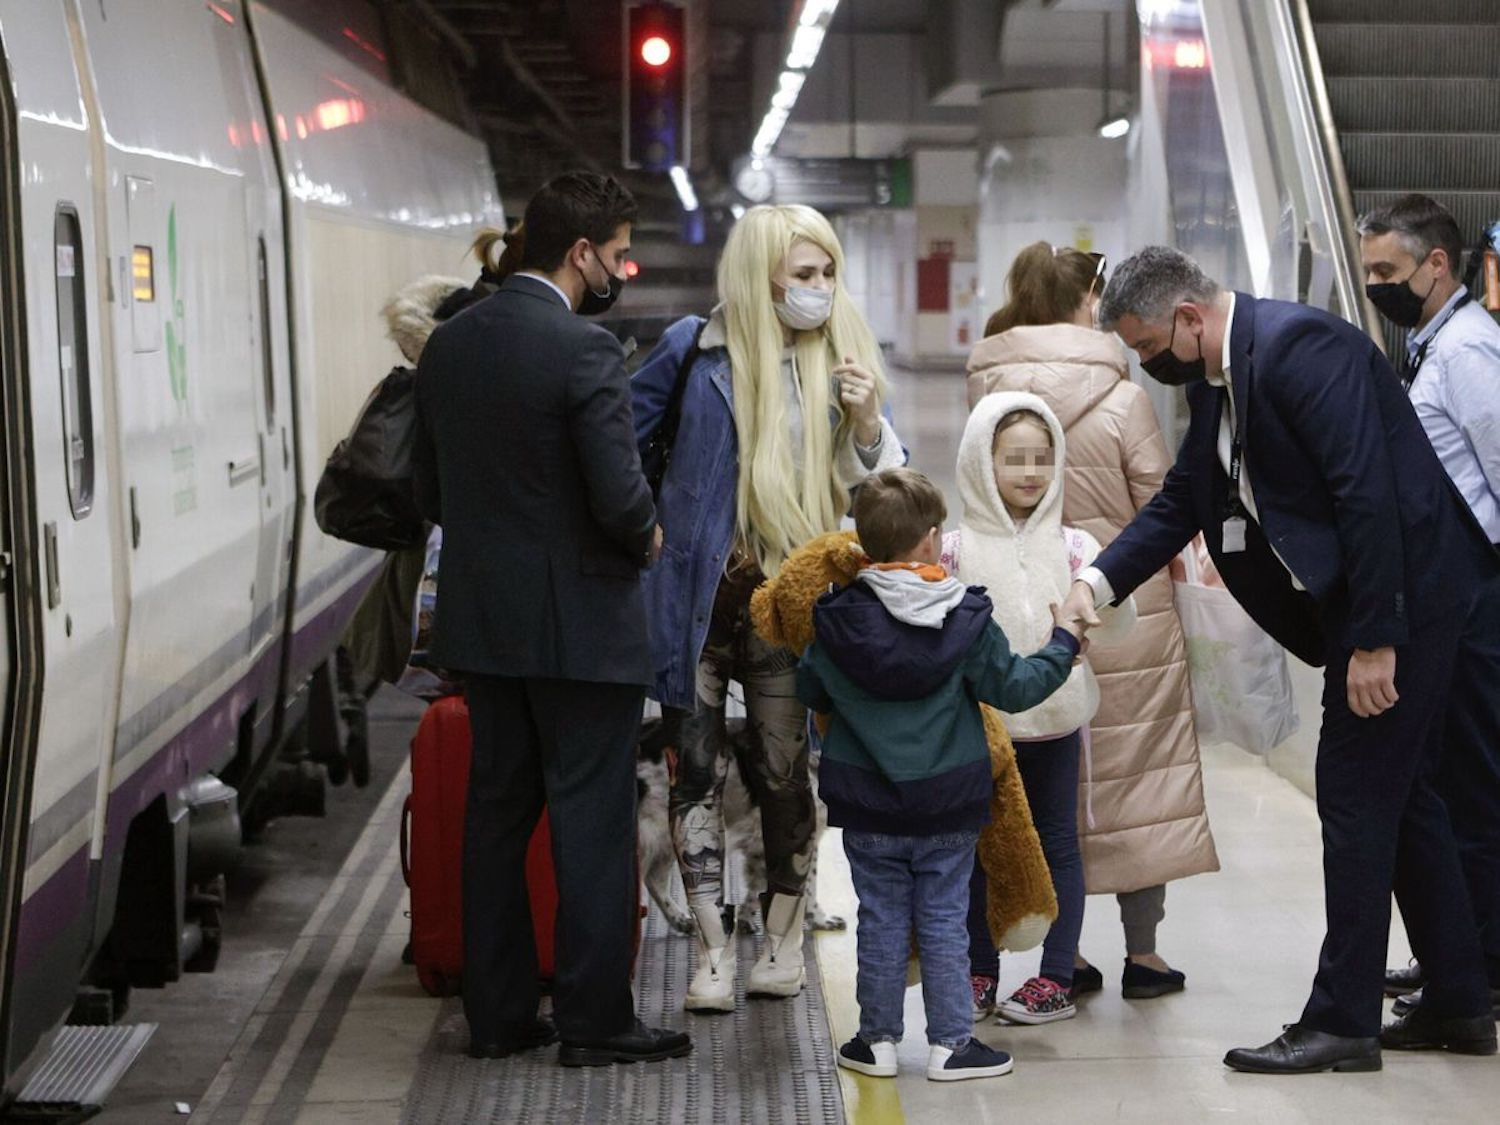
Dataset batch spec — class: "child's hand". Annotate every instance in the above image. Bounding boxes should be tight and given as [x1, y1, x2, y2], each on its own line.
[1050, 602, 1093, 662]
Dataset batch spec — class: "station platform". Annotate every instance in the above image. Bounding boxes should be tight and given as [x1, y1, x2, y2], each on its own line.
[97, 702, 1500, 1124]
[92, 363, 1500, 1123]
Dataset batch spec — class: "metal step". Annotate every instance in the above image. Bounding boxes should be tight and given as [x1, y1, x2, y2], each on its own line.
[1353, 189, 1500, 242]
[1313, 24, 1500, 78]
[1310, 0, 1500, 23]
[1340, 132, 1500, 192]
[11, 1024, 156, 1116]
[1328, 78, 1500, 134]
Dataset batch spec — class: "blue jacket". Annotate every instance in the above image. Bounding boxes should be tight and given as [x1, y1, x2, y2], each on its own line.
[631, 314, 903, 708]
[796, 582, 1078, 836]
[1095, 294, 1497, 663]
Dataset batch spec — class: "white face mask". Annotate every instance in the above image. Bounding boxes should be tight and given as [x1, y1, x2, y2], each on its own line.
[773, 284, 834, 331]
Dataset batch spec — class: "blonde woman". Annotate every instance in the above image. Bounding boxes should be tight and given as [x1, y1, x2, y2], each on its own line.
[631, 204, 905, 1012]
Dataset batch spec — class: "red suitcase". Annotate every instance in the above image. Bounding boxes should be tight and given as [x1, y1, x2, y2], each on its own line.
[399, 694, 561, 996]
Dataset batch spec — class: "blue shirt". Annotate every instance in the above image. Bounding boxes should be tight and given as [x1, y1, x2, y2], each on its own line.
[1406, 288, 1500, 542]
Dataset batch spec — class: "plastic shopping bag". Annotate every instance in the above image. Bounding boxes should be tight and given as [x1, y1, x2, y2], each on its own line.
[397, 526, 461, 699]
[1171, 537, 1299, 753]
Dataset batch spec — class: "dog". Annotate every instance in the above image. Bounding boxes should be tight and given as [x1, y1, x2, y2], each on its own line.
[636, 716, 845, 937]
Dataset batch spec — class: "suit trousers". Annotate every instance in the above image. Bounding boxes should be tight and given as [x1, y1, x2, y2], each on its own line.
[1301, 614, 1491, 1038]
[1433, 572, 1500, 985]
[461, 674, 643, 1044]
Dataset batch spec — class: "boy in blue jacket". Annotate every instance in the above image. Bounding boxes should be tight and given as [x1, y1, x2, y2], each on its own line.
[797, 467, 1084, 1082]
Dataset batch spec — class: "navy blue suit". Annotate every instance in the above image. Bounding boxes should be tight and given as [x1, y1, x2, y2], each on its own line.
[1095, 294, 1498, 1037]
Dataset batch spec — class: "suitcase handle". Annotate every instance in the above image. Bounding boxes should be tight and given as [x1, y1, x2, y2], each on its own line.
[399, 793, 412, 887]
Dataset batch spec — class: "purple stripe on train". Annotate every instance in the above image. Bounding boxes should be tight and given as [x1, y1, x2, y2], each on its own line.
[12, 573, 377, 976]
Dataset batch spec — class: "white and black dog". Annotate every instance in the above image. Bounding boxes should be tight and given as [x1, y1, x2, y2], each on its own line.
[637, 716, 844, 935]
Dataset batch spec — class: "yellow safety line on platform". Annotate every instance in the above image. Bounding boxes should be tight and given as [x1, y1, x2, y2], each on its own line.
[813, 829, 905, 1125]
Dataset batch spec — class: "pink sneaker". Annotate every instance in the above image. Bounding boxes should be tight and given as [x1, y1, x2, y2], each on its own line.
[971, 975, 998, 1021]
[996, 976, 1077, 1025]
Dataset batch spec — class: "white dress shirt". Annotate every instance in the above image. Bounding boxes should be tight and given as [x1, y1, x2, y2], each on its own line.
[1079, 293, 1301, 606]
[517, 271, 572, 308]
[1406, 287, 1500, 543]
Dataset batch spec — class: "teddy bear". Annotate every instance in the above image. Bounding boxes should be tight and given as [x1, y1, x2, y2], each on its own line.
[749, 529, 1058, 953]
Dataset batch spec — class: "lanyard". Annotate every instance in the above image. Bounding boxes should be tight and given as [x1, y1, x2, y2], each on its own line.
[1225, 393, 1248, 518]
[1405, 292, 1472, 389]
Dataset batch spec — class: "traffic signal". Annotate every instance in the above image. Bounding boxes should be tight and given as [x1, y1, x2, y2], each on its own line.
[624, 2, 685, 171]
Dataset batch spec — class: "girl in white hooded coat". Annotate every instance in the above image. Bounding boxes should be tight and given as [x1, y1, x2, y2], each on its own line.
[941, 390, 1134, 1026]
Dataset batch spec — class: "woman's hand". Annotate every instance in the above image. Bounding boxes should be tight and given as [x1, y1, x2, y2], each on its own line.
[832, 355, 882, 446]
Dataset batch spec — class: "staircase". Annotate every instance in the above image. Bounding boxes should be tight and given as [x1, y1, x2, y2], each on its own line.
[1305, 0, 1500, 347]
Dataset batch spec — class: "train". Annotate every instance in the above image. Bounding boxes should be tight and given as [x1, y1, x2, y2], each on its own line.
[0, 0, 501, 1096]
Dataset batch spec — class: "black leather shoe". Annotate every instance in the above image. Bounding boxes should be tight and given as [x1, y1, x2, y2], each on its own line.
[1384, 960, 1425, 997]
[558, 1021, 693, 1067]
[468, 1018, 558, 1059]
[1223, 1024, 1381, 1074]
[1394, 985, 1500, 1019]
[1071, 962, 1104, 998]
[1381, 1005, 1498, 1055]
[1122, 959, 1186, 999]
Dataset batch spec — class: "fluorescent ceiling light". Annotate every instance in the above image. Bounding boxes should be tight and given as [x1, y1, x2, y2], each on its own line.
[752, 106, 791, 157]
[771, 70, 806, 111]
[669, 164, 699, 211]
[1098, 115, 1130, 139]
[786, 24, 825, 70]
[800, 0, 839, 26]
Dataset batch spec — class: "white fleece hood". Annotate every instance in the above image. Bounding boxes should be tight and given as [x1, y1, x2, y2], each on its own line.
[957, 391, 1098, 738]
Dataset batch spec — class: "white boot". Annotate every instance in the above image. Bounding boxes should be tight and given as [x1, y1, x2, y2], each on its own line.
[747, 893, 806, 997]
[685, 903, 737, 1012]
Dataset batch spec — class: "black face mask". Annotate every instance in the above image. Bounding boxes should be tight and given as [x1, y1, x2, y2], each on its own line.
[577, 244, 624, 316]
[1366, 266, 1436, 330]
[1140, 312, 1206, 386]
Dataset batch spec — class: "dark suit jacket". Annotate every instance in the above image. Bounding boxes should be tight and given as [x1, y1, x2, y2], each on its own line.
[413, 274, 656, 684]
[1095, 293, 1494, 665]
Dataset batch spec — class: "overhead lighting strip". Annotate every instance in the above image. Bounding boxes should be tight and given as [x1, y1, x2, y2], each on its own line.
[749, 0, 840, 159]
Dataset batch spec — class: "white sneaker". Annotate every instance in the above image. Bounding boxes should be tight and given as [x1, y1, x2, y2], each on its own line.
[747, 893, 807, 997]
[838, 1037, 898, 1077]
[927, 1039, 1014, 1081]
[685, 903, 736, 1012]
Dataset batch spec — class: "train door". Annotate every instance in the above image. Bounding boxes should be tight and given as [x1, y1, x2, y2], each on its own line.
[246, 233, 293, 716]
[0, 0, 128, 1082]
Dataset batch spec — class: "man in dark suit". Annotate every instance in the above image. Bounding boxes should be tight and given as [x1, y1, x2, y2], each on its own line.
[414, 172, 689, 1067]
[1059, 246, 1499, 1073]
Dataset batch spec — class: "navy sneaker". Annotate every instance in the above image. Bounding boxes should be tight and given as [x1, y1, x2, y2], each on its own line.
[927, 1037, 1014, 1081]
[837, 1036, 897, 1077]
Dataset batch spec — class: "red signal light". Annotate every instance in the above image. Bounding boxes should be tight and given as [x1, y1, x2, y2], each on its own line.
[624, 260, 641, 279]
[640, 35, 672, 67]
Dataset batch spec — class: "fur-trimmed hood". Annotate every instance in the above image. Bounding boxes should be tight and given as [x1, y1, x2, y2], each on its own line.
[383, 274, 470, 364]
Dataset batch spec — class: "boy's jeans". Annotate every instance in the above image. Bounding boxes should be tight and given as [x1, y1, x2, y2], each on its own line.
[844, 828, 979, 1048]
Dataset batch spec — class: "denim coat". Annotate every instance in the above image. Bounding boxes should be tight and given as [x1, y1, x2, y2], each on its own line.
[631, 313, 904, 709]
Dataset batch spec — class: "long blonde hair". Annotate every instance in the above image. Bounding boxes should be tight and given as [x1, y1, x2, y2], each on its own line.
[717, 204, 887, 575]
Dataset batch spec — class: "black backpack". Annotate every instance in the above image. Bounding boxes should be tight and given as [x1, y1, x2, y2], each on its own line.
[314, 365, 425, 550]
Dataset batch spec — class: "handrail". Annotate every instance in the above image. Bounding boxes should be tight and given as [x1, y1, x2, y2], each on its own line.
[1285, 0, 1386, 346]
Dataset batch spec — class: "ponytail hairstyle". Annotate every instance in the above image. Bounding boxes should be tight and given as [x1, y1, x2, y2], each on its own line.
[984, 241, 1101, 337]
[716, 204, 887, 575]
[470, 221, 526, 283]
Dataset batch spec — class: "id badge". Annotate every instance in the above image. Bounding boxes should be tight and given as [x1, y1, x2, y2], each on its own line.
[1222, 516, 1248, 554]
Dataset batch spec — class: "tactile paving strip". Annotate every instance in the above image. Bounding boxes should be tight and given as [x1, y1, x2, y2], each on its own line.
[401, 911, 843, 1124]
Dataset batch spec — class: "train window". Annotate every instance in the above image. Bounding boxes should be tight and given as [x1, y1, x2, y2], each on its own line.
[131, 245, 155, 302]
[257, 237, 274, 421]
[54, 206, 94, 519]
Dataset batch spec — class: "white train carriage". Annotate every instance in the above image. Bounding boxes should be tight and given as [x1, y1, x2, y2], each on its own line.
[0, 0, 500, 1094]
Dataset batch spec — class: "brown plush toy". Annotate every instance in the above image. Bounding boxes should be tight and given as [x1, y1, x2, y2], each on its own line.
[750, 530, 1058, 953]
